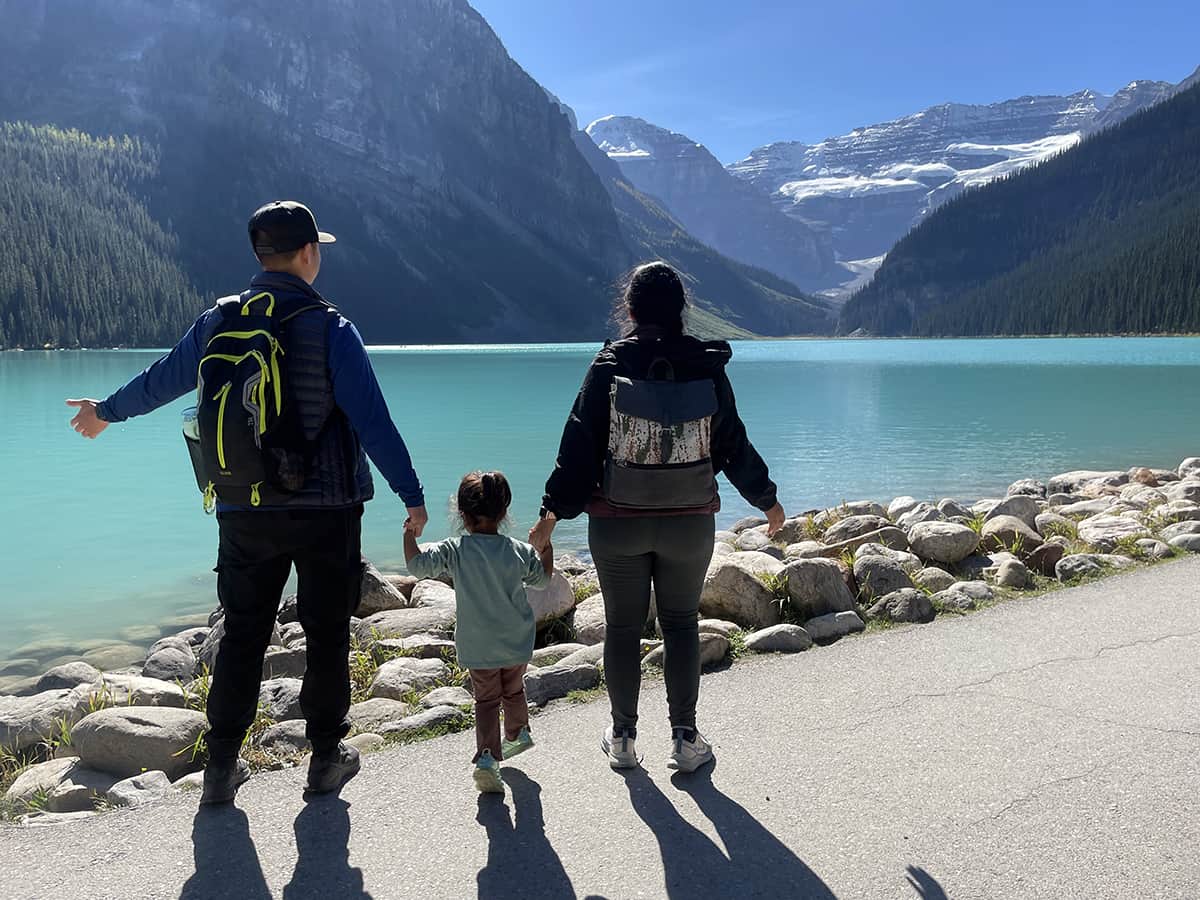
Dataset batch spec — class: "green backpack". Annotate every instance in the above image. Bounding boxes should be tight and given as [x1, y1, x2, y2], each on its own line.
[190, 289, 324, 511]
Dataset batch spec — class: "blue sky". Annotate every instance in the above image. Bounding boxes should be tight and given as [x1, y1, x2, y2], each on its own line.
[470, 0, 1200, 163]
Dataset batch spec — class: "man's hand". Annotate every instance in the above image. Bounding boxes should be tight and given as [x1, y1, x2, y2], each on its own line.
[528, 513, 556, 553]
[66, 399, 109, 439]
[405, 505, 429, 538]
[765, 502, 787, 538]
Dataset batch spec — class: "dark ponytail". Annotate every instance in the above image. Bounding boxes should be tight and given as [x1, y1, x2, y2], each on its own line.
[457, 470, 512, 528]
[615, 261, 688, 336]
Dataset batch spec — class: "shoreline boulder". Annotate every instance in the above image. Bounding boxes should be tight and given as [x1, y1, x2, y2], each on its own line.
[908, 522, 979, 564]
[71, 707, 207, 781]
[700, 552, 785, 630]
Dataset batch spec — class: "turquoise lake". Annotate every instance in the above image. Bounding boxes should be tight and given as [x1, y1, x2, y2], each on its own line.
[2, 337, 1200, 663]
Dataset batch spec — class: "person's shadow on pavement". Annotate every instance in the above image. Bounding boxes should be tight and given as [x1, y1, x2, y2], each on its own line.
[475, 768, 576, 899]
[622, 763, 836, 899]
[283, 795, 373, 899]
[906, 865, 949, 899]
[179, 805, 272, 900]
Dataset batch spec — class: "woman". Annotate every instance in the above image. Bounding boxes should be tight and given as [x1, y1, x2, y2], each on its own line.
[529, 261, 784, 773]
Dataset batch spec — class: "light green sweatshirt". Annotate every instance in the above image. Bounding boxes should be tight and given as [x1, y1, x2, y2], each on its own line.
[406, 533, 551, 670]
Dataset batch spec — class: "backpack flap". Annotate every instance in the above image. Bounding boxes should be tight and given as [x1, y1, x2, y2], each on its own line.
[604, 376, 719, 510]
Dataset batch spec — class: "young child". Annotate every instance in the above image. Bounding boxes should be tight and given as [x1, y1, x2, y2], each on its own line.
[404, 470, 554, 794]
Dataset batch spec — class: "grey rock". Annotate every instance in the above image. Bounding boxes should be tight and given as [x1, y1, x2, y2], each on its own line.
[1047, 470, 1128, 494]
[713, 530, 739, 545]
[985, 495, 1041, 529]
[913, 567, 957, 593]
[375, 635, 456, 661]
[173, 772, 205, 792]
[358, 562, 414, 617]
[558, 644, 606, 669]
[1007, 479, 1046, 498]
[712, 542, 736, 558]
[1035, 512, 1074, 536]
[1177, 457, 1200, 479]
[1136, 539, 1174, 560]
[257, 720, 309, 754]
[699, 552, 784, 630]
[355, 607, 456, 643]
[101, 674, 186, 709]
[1077, 514, 1150, 551]
[908, 521, 979, 564]
[783, 558, 856, 621]
[937, 499, 972, 520]
[896, 503, 945, 531]
[815, 501, 888, 525]
[735, 529, 771, 552]
[410, 579, 457, 611]
[1056, 554, 1107, 582]
[784, 541, 829, 559]
[731, 516, 768, 533]
[643, 633, 729, 668]
[743, 624, 813, 653]
[71, 706, 208, 780]
[35, 662, 102, 693]
[527, 572, 577, 626]
[147, 635, 193, 657]
[0, 687, 94, 752]
[3, 758, 78, 806]
[523, 663, 601, 706]
[420, 686, 474, 709]
[0, 659, 41, 677]
[554, 554, 591, 575]
[995, 559, 1032, 589]
[45, 764, 118, 813]
[0, 676, 42, 697]
[377, 705, 470, 741]
[258, 678, 304, 721]
[1160, 520, 1200, 542]
[263, 646, 308, 680]
[852, 554, 913, 600]
[348, 698, 414, 731]
[141, 646, 195, 683]
[698, 619, 742, 637]
[821, 527, 910, 557]
[1163, 480, 1200, 504]
[573, 595, 609, 645]
[346, 733, 385, 753]
[887, 496, 921, 519]
[105, 771, 174, 809]
[196, 619, 225, 673]
[530, 643, 588, 667]
[278, 595, 299, 625]
[981, 515, 1043, 553]
[118, 624, 163, 644]
[1056, 497, 1117, 517]
[1047, 492, 1085, 507]
[770, 518, 812, 546]
[931, 580, 995, 611]
[80, 643, 146, 671]
[855, 543, 923, 572]
[824, 515, 890, 544]
[867, 588, 935, 624]
[802, 611, 865, 642]
[370, 657, 449, 700]
[1168, 534, 1200, 553]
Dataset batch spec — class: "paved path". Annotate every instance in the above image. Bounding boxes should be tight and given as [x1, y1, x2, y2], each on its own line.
[2, 558, 1198, 900]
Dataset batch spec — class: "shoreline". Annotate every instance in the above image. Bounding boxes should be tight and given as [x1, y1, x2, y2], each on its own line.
[3, 453, 1199, 819]
[6, 332, 1200, 353]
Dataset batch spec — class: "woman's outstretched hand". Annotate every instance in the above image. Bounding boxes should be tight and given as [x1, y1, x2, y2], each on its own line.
[765, 502, 786, 538]
[528, 513, 557, 553]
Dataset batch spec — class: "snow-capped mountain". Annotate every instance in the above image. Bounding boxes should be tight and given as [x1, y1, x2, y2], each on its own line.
[728, 79, 1183, 293]
[585, 115, 837, 291]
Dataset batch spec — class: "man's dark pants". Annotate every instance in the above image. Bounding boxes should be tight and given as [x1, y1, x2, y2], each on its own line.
[204, 505, 364, 763]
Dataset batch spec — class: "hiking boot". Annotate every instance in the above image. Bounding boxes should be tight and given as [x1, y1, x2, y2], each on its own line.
[601, 726, 641, 770]
[667, 728, 714, 773]
[200, 758, 251, 805]
[500, 726, 535, 760]
[307, 742, 361, 794]
[473, 750, 506, 794]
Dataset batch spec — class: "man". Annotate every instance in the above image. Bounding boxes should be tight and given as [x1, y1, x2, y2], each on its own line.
[66, 200, 428, 803]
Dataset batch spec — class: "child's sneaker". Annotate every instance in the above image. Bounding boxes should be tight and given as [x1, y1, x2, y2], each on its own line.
[473, 750, 506, 794]
[500, 726, 535, 760]
[600, 726, 641, 769]
[667, 728, 714, 773]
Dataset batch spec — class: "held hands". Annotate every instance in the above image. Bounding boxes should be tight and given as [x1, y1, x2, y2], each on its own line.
[405, 505, 428, 538]
[528, 513, 556, 553]
[66, 399, 108, 439]
[765, 502, 786, 538]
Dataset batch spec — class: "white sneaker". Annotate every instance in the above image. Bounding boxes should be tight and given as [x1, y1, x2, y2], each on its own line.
[601, 726, 642, 769]
[668, 729, 714, 773]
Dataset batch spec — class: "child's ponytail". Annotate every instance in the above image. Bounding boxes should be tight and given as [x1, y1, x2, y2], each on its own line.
[458, 470, 513, 527]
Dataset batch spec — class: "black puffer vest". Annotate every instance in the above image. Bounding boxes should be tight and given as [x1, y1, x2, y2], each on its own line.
[208, 272, 374, 508]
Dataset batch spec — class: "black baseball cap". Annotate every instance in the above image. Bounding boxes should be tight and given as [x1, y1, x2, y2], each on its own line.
[248, 200, 336, 256]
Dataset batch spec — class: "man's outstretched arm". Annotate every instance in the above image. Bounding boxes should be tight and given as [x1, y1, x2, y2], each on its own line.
[67, 311, 214, 438]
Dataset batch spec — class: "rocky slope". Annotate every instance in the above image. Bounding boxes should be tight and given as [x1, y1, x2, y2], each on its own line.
[586, 115, 838, 292]
[729, 79, 1188, 289]
[0, 0, 625, 342]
